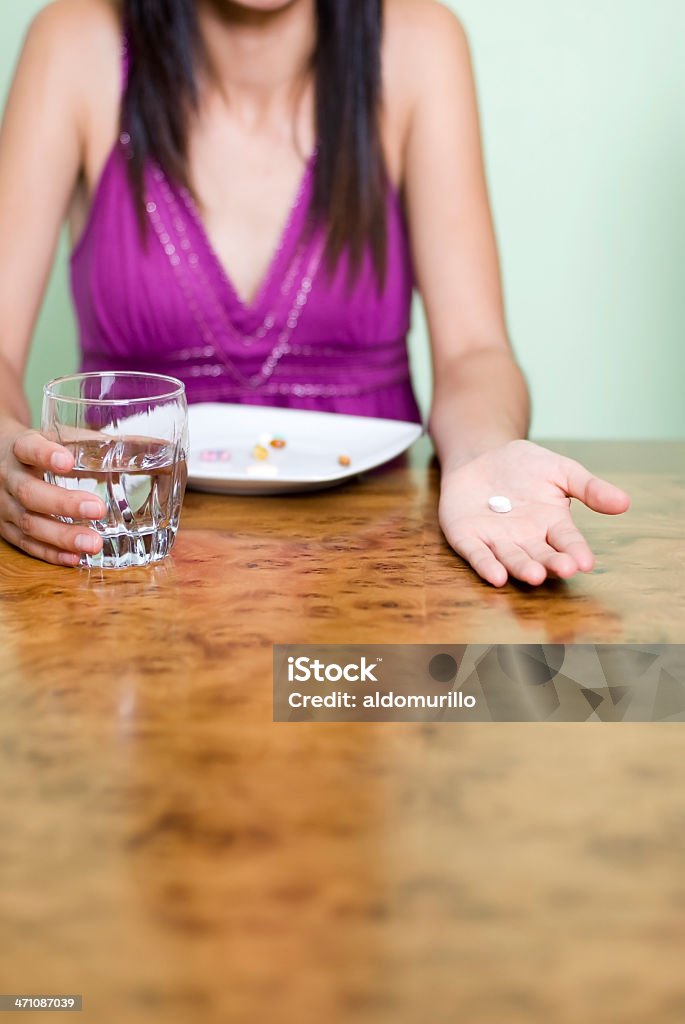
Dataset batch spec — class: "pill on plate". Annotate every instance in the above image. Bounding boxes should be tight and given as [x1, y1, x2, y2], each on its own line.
[338, 454, 351, 467]
[270, 438, 286, 449]
[200, 449, 231, 462]
[251, 444, 269, 461]
[488, 495, 512, 513]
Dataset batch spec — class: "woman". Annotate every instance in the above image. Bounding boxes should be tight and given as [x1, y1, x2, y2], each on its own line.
[0, 0, 629, 583]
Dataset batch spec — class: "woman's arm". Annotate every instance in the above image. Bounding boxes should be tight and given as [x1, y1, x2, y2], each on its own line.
[0, 3, 87, 393]
[0, 1, 115, 564]
[399, 2, 528, 469]
[399, 2, 629, 586]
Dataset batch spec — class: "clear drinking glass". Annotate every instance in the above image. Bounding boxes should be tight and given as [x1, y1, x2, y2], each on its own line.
[42, 372, 188, 569]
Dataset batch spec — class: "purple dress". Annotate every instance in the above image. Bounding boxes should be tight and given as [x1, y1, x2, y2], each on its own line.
[71, 50, 422, 423]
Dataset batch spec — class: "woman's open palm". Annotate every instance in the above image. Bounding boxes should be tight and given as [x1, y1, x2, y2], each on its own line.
[439, 440, 631, 587]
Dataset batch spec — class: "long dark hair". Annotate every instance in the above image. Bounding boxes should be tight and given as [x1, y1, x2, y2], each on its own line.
[122, 0, 387, 284]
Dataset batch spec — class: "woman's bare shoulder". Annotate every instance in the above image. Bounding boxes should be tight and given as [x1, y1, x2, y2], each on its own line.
[19, 0, 122, 154]
[382, 0, 473, 175]
[383, 0, 470, 99]
[23, 0, 121, 95]
[27, 0, 121, 49]
[384, 0, 467, 44]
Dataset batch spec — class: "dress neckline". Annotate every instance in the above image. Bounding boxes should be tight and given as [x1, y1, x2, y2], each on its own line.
[175, 148, 318, 328]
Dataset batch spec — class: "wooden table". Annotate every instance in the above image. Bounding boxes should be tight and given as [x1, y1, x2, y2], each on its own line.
[0, 440, 684, 1024]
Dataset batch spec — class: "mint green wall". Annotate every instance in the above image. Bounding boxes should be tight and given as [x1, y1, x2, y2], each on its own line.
[2, 1, 684, 437]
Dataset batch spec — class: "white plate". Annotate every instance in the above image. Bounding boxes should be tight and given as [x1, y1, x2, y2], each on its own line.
[187, 403, 423, 494]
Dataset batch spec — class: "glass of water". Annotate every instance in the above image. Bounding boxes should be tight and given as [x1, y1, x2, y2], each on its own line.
[42, 371, 188, 569]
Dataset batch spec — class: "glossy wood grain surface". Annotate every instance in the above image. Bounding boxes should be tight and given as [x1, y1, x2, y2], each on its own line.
[0, 440, 683, 1024]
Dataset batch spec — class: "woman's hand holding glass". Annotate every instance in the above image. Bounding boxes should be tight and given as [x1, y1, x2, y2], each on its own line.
[438, 440, 631, 587]
[0, 425, 104, 566]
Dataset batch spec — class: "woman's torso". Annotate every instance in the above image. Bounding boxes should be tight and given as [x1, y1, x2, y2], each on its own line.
[69, 0, 422, 422]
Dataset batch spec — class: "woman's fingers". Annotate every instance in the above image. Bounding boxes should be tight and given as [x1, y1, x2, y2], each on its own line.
[5, 500, 102, 555]
[488, 538, 547, 585]
[547, 518, 594, 572]
[449, 528, 574, 587]
[449, 535, 508, 587]
[2, 492, 103, 555]
[1, 521, 81, 567]
[7, 466, 106, 521]
[561, 458, 631, 515]
[12, 429, 74, 473]
[521, 540, 578, 579]
[1, 430, 103, 567]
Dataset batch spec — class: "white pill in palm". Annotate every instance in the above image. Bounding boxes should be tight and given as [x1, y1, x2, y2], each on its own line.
[488, 495, 512, 514]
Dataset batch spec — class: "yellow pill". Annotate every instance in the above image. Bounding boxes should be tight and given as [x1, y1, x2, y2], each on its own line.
[252, 444, 269, 461]
[338, 454, 351, 467]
